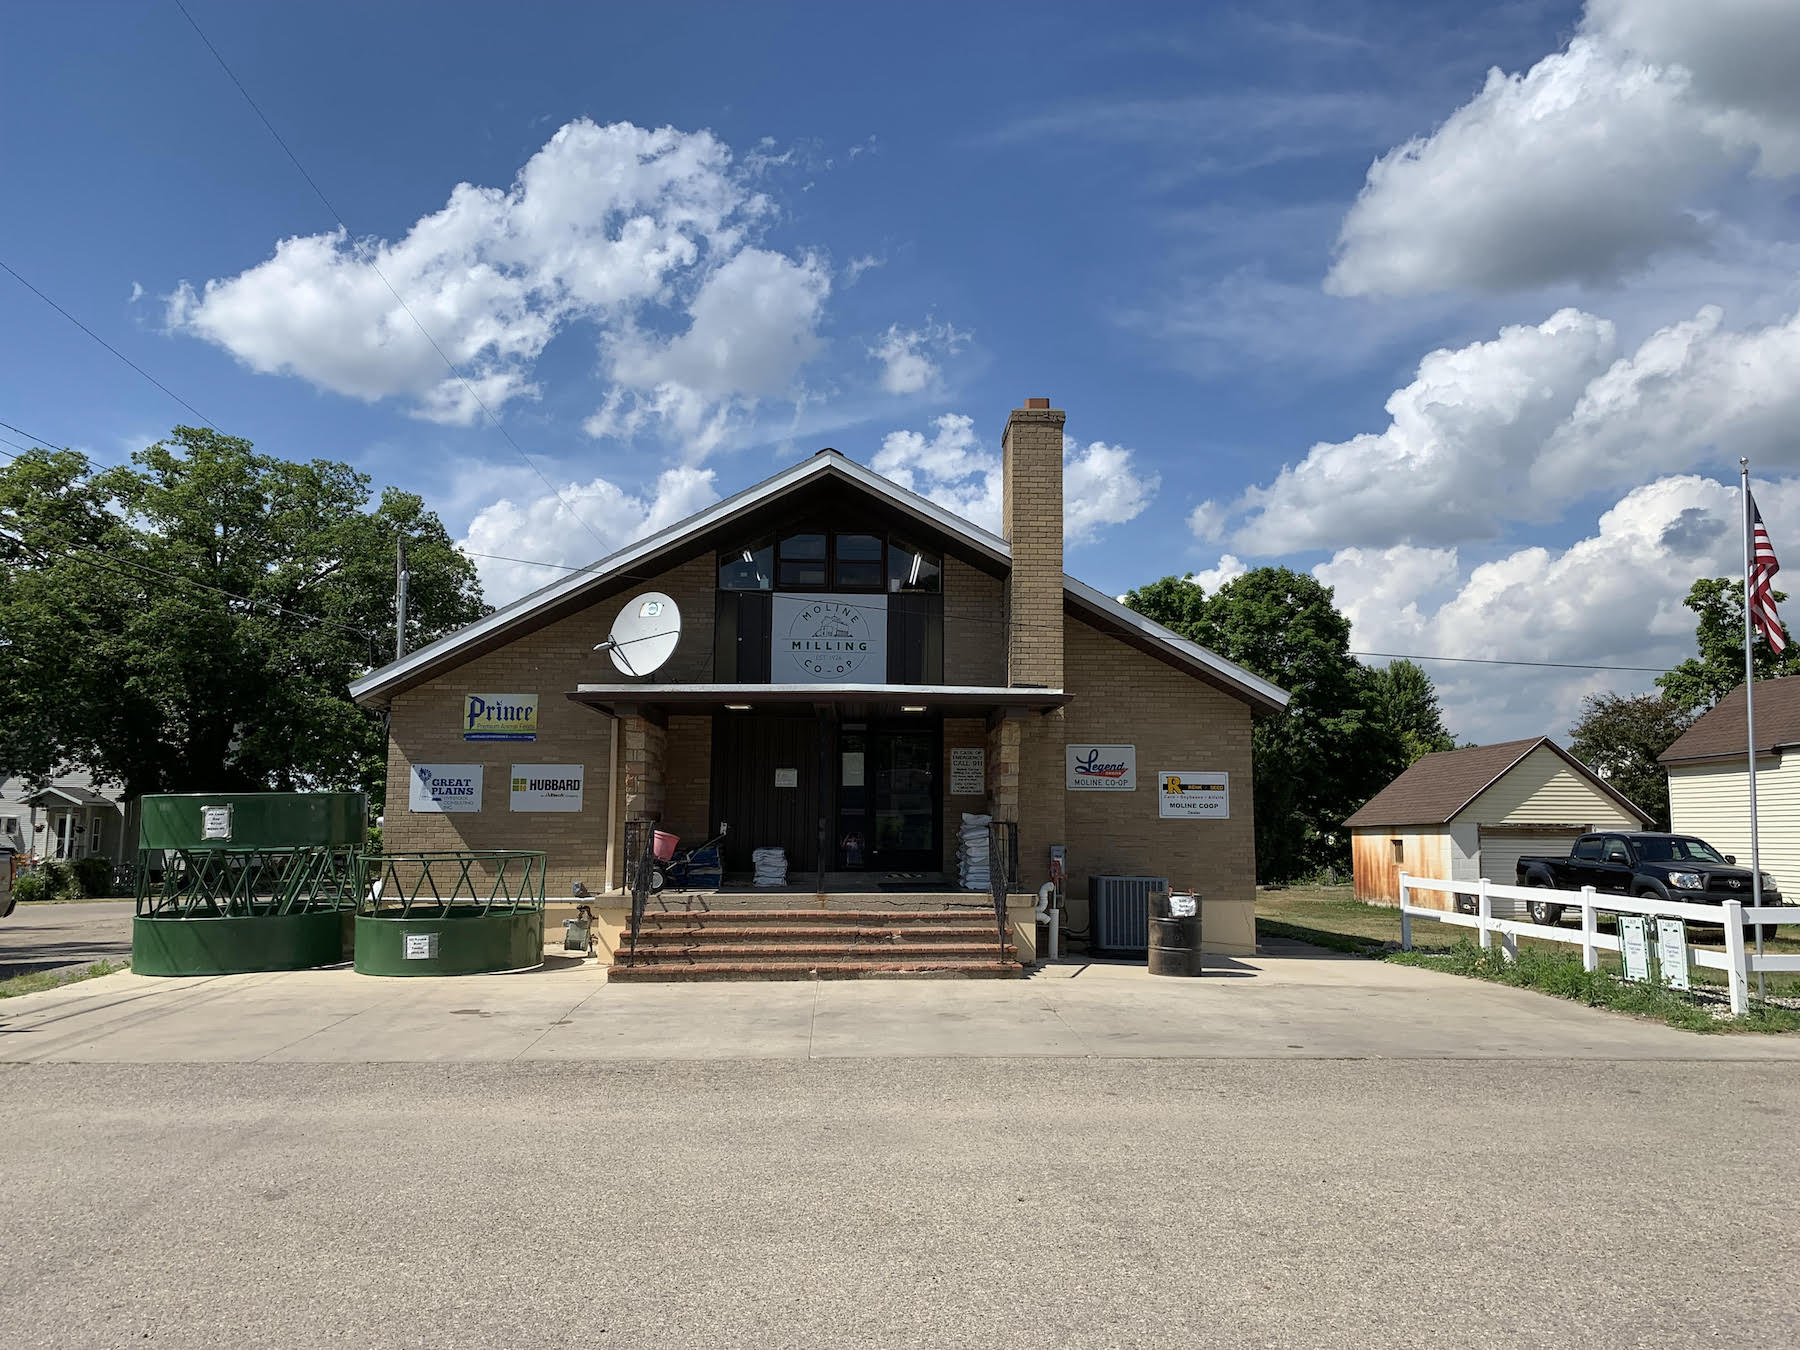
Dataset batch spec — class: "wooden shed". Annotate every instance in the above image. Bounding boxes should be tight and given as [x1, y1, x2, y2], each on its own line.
[1343, 737, 1652, 908]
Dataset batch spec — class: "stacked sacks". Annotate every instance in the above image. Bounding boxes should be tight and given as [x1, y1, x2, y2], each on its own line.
[752, 847, 787, 887]
[957, 813, 992, 890]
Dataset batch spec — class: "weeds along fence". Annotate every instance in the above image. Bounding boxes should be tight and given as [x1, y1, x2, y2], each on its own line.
[1398, 873, 1799, 1016]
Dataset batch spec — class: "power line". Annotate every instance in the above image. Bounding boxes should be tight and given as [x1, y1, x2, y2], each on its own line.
[0, 259, 218, 429]
[1353, 651, 1669, 674]
[172, 0, 610, 554]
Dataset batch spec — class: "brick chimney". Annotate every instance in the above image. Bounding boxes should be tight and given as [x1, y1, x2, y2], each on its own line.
[1002, 398, 1065, 689]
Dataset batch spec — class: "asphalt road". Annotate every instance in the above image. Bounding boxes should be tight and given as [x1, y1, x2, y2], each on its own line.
[0, 901, 132, 980]
[2, 1056, 1795, 1349]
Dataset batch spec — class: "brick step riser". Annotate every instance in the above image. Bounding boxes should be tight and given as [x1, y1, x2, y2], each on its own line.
[621, 946, 1017, 963]
[625, 927, 1002, 943]
[608, 964, 1025, 983]
[634, 909, 997, 924]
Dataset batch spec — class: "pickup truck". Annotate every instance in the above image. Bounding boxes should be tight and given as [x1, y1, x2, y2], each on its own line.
[1515, 832, 1785, 937]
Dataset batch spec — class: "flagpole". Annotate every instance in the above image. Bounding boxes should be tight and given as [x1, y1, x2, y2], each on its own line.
[1741, 457, 1766, 999]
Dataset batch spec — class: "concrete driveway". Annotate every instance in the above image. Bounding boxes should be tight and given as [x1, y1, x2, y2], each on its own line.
[0, 899, 132, 980]
[5, 937, 1798, 1064]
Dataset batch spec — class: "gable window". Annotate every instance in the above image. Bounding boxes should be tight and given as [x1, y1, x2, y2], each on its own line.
[834, 534, 884, 589]
[719, 544, 773, 591]
[777, 533, 828, 588]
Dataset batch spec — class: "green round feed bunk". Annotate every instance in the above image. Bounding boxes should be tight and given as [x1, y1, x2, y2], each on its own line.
[354, 851, 547, 977]
[131, 792, 364, 977]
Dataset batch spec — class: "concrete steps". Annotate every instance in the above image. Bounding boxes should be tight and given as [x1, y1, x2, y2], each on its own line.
[609, 907, 1023, 983]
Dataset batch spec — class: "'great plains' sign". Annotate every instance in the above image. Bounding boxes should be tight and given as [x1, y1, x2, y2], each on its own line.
[410, 764, 483, 813]
[771, 593, 887, 682]
[1066, 744, 1136, 791]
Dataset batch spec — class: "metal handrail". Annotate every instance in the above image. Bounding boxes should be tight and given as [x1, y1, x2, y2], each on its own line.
[626, 828, 655, 965]
[359, 850, 547, 918]
[987, 820, 1015, 962]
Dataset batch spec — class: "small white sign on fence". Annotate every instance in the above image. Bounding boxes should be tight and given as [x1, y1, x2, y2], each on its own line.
[1656, 918, 1690, 991]
[1618, 916, 1651, 982]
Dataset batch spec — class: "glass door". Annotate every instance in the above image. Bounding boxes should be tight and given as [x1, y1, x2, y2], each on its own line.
[870, 727, 940, 872]
[837, 729, 869, 869]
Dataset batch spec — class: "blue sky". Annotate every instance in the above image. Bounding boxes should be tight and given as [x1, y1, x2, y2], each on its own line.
[6, 1, 1800, 742]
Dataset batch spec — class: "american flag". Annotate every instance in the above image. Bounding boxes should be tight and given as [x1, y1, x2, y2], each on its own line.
[1749, 493, 1786, 653]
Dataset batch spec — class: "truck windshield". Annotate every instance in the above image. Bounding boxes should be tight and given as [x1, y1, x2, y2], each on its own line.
[1634, 837, 1727, 864]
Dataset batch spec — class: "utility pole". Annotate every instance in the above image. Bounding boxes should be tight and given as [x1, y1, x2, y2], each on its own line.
[394, 534, 410, 662]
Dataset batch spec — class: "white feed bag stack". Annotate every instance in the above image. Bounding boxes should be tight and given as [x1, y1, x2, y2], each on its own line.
[957, 812, 992, 890]
[752, 847, 788, 887]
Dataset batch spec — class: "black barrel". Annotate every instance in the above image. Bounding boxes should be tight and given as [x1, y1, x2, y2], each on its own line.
[1148, 892, 1203, 977]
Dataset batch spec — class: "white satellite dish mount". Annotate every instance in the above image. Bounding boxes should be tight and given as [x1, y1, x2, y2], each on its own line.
[594, 592, 681, 677]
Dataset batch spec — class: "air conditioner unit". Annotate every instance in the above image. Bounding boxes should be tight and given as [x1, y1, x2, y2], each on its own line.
[1090, 875, 1167, 956]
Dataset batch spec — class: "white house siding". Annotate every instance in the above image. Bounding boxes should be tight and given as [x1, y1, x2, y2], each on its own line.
[1668, 755, 1800, 895]
[1461, 745, 1642, 830]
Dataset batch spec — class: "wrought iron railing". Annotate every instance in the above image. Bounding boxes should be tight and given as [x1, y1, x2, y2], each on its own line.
[987, 820, 1018, 961]
[623, 818, 651, 894]
[135, 845, 361, 918]
[358, 851, 546, 918]
[625, 826, 656, 965]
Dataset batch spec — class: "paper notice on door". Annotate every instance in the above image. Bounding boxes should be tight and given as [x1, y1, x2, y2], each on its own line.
[842, 752, 865, 787]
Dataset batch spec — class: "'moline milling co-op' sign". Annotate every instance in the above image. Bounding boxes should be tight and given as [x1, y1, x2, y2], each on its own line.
[463, 694, 538, 741]
[771, 594, 887, 682]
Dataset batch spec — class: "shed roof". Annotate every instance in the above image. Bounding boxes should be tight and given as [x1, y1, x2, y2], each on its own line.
[1659, 676, 1800, 764]
[1343, 736, 1651, 829]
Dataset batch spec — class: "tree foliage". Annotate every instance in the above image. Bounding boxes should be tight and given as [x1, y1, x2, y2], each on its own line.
[1124, 568, 1453, 883]
[1566, 692, 1693, 830]
[1656, 577, 1798, 714]
[0, 427, 485, 806]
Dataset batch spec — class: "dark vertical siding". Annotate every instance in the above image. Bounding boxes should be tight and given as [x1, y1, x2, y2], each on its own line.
[710, 714, 820, 874]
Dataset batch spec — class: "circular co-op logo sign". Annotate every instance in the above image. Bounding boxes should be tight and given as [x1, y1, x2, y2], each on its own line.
[785, 600, 874, 679]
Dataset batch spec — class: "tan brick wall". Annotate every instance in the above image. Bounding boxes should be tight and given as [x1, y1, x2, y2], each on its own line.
[1001, 406, 1065, 690]
[382, 555, 714, 896]
[944, 559, 1005, 685]
[941, 716, 989, 872]
[1059, 619, 1257, 930]
[663, 715, 713, 843]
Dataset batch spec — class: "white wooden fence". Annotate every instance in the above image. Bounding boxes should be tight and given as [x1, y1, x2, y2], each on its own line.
[1398, 872, 1798, 1016]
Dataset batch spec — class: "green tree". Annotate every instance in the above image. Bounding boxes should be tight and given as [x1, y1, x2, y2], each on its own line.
[1657, 577, 1799, 713]
[1124, 568, 1424, 882]
[1364, 658, 1456, 766]
[1566, 692, 1693, 830]
[0, 427, 485, 807]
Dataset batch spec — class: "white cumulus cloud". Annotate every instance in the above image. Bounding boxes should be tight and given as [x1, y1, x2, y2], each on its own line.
[459, 466, 720, 605]
[1316, 474, 1800, 743]
[874, 413, 1159, 544]
[169, 119, 832, 451]
[1327, 1, 1800, 298]
[1209, 301, 1800, 555]
[867, 319, 968, 396]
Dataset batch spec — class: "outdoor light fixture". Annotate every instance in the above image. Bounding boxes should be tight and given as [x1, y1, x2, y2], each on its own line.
[726, 703, 753, 711]
[901, 705, 927, 713]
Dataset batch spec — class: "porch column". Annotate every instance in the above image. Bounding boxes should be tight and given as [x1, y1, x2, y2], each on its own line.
[611, 712, 667, 892]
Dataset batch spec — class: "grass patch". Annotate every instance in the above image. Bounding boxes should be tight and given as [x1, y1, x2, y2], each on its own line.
[1388, 941, 1800, 1034]
[0, 959, 129, 999]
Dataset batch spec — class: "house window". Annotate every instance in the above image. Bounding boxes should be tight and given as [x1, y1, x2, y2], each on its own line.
[719, 543, 773, 591]
[833, 533, 884, 590]
[1391, 838, 1404, 863]
[776, 533, 828, 588]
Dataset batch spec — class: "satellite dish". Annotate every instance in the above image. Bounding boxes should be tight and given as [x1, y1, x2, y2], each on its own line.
[594, 592, 681, 677]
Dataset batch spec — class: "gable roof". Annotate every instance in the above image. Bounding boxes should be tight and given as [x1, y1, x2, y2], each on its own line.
[1343, 736, 1652, 829]
[1659, 675, 1800, 764]
[348, 449, 1290, 714]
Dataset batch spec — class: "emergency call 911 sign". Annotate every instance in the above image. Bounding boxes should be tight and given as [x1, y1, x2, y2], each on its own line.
[1158, 770, 1229, 819]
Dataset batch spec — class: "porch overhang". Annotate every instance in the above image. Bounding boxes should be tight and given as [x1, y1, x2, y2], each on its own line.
[568, 683, 1071, 724]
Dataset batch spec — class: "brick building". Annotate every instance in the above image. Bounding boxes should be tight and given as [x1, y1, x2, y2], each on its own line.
[350, 399, 1288, 959]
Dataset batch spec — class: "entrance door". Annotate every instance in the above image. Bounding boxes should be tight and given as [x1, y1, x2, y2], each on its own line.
[869, 727, 940, 871]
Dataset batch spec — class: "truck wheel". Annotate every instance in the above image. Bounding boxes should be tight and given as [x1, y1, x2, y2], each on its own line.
[1527, 896, 1564, 926]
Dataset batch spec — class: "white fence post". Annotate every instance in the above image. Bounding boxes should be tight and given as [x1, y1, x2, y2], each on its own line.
[1723, 899, 1749, 1016]
[1399, 872, 1411, 950]
[1477, 878, 1493, 952]
[1580, 886, 1598, 973]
